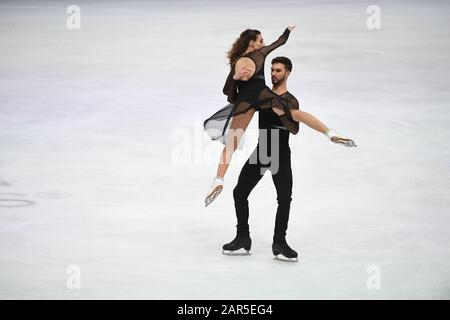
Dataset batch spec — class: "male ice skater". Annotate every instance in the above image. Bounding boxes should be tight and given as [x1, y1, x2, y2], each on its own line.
[222, 57, 355, 261]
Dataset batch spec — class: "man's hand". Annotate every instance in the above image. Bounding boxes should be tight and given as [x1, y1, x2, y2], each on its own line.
[325, 129, 357, 147]
[233, 66, 252, 80]
[331, 136, 357, 147]
[287, 25, 296, 31]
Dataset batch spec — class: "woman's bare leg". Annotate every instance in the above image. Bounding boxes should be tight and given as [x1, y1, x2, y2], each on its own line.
[216, 108, 255, 178]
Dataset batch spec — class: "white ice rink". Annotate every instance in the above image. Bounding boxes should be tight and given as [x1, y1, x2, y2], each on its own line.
[0, 0, 449, 299]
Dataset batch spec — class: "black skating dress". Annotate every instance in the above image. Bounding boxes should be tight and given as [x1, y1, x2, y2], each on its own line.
[203, 28, 299, 145]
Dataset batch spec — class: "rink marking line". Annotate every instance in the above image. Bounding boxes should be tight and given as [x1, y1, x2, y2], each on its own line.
[372, 113, 413, 127]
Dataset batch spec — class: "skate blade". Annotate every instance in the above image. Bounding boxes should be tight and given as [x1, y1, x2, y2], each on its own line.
[222, 249, 251, 256]
[273, 255, 298, 262]
[205, 186, 223, 207]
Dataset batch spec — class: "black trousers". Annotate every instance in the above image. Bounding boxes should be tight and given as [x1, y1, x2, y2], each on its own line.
[233, 144, 293, 243]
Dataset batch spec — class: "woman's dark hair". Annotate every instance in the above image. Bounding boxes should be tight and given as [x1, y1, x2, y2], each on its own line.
[227, 29, 261, 65]
[271, 56, 293, 72]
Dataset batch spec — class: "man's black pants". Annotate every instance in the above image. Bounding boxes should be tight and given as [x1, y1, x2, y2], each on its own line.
[233, 144, 293, 244]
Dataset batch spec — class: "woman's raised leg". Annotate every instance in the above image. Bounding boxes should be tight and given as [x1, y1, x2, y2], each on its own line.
[205, 108, 255, 207]
[216, 108, 255, 178]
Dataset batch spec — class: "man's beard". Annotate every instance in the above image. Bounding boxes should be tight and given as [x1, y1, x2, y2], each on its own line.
[272, 76, 285, 85]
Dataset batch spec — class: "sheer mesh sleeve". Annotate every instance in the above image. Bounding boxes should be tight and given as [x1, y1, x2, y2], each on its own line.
[259, 28, 291, 57]
[278, 94, 300, 135]
[279, 114, 299, 135]
[256, 88, 300, 135]
[279, 114, 299, 134]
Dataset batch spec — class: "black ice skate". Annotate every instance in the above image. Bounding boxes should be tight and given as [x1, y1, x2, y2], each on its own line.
[272, 242, 298, 262]
[222, 236, 252, 255]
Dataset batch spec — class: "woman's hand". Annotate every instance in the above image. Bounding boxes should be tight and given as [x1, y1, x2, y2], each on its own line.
[233, 66, 252, 80]
[287, 25, 296, 31]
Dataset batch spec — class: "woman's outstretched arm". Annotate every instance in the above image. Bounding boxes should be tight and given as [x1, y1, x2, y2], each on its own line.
[260, 25, 296, 57]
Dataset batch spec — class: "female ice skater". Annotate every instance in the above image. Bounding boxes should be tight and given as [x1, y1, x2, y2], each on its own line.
[204, 26, 297, 206]
[203, 26, 355, 207]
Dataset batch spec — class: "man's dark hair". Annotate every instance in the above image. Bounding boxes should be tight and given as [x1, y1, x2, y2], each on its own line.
[271, 56, 292, 72]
